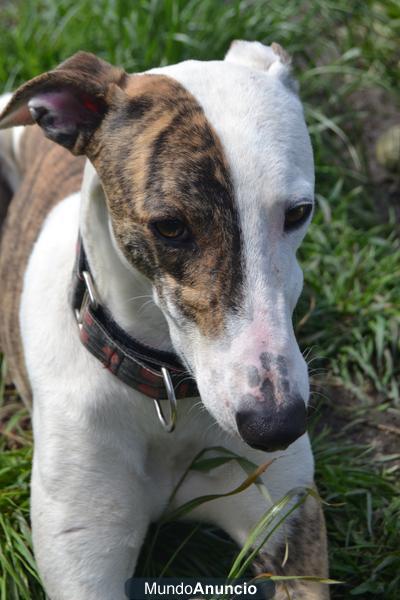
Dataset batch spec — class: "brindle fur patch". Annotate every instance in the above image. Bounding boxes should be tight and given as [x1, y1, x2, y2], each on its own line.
[0, 126, 85, 405]
[88, 74, 243, 337]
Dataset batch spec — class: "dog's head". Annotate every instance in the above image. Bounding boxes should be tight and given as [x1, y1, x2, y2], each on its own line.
[0, 42, 314, 452]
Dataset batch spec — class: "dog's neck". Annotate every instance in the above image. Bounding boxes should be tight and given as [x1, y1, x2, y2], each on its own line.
[79, 160, 172, 351]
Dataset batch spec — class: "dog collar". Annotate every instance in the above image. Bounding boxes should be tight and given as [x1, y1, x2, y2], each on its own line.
[71, 236, 198, 431]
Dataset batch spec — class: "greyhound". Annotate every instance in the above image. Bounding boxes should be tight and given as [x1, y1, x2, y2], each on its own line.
[0, 40, 328, 599]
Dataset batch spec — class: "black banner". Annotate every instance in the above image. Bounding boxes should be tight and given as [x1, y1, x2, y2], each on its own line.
[125, 577, 275, 600]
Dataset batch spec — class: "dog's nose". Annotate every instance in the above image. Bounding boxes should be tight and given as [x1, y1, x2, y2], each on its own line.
[236, 395, 307, 452]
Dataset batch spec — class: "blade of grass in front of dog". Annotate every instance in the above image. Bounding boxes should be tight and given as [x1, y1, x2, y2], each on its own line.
[259, 574, 342, 584]
[169, 446, 275, 510]
[162, 458, 275, 523]
[141, 447, 237, 572]
[211, 489, 323, 600]
[169, 446, 265, 498]
[142, 449, 274, 574]
[189, 447, 276, 506]
[142, 455, 273, 573]
[158, 523, 201, 578]
[166, 485, 309, 600]
[227, 483, 341, 587]
[227, 488, 314, 581]
[189, 446, 260, 474]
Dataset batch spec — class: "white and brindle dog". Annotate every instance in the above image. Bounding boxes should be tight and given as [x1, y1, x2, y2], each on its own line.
[0, 41, 329, 599]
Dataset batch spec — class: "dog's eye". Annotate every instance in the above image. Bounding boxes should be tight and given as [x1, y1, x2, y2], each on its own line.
[151, 218, 190, 242]
[284, 203, 313, 231]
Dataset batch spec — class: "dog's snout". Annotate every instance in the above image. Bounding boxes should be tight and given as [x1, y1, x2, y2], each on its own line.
[236, 395, 307, 452]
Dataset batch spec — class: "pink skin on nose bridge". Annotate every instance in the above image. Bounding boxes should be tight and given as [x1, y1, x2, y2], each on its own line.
[225, 319, 293, 406]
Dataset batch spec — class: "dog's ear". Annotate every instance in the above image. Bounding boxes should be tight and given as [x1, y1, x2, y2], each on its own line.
[225, 40, 298, 92]
[0, 52, 127, 155]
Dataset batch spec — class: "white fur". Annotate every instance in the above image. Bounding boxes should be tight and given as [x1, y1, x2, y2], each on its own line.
[10, 42, 315, 599]
[225, 39, 288, 74]
[0, 93, 24, 191]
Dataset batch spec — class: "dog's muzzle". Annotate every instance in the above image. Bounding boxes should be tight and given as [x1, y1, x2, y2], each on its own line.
[235, 395, 307, 452]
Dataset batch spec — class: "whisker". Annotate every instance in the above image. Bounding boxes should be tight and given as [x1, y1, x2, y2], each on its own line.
[204, 419, 221, 437]
[308, 368, 329, 377]
[302, 346, 315, 361]
[125, 294, 153, 304]
[309, 389, 330, 403]
[306, 355, 326, 367]
[137, 299, 157, 315]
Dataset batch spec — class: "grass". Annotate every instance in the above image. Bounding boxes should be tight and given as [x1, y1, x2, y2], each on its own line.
[0, 0, 399, 598]
[313, 424, 400, 597]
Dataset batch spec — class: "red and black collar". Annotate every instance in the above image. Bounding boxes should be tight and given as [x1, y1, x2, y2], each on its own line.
[71, 237, 198, 402]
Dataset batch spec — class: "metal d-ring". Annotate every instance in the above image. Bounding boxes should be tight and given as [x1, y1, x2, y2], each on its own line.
[82, 271, 99, 309]
[153, 367, 177, 432]
[74, 270, 99, 330]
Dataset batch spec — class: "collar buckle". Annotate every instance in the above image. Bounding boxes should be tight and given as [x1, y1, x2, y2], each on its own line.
[74, 270, 99, 329]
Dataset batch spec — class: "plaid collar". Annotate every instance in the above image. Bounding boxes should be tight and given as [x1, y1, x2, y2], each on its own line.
[71, 236, 198, 402]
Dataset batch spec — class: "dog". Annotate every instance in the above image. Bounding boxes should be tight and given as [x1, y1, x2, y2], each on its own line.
[0, 41, 329, 600]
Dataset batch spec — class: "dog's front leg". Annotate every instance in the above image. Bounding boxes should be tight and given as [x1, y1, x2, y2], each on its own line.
[252, 493, 330, 600]
[171, 453, 329, 600]
[30, 395, 151, 600]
